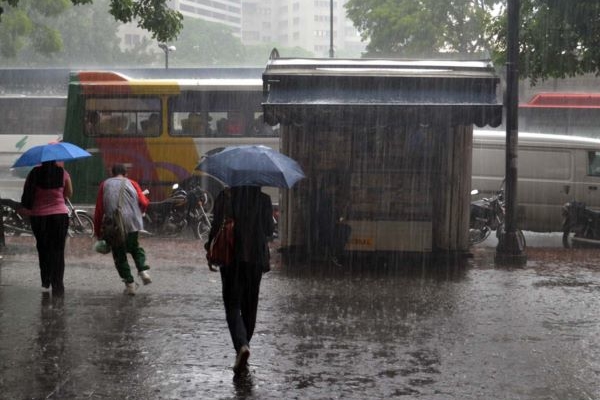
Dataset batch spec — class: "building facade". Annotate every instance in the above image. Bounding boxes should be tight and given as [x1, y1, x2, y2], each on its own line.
[241, 0, 365, 57]
[119, 0, 365, 58]
[173, 0, 242, 36]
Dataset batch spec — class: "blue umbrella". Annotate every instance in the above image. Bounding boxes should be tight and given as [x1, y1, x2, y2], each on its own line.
[196, 145, 305, 188]
[12, 142, 91, 168]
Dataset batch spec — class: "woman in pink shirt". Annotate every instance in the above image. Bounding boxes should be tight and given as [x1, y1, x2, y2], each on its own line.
[21, 161, 73, 296]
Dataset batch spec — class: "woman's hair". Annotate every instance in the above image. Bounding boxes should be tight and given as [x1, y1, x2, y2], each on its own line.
[31, 161, 64, 189]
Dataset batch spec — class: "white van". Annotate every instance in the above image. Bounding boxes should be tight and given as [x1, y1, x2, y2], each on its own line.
[472, 130, 600, 232]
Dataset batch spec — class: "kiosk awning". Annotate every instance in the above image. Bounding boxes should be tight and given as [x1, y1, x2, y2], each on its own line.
[262, 58, 503, 128]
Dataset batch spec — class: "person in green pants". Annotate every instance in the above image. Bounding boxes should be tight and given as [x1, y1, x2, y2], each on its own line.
[94, 164, 152, 295]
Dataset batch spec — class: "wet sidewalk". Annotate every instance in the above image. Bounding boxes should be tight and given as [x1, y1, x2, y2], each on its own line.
[1, 236, 599, 399]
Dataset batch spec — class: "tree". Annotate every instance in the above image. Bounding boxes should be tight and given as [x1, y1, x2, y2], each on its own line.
[0, 0, 158, 66]
[345, 0, 498, 57]
[488, 1, 600, 83]
[167, 18, 315, 67]
[0, 0, 181, 57]
[168, 18, 247, 67]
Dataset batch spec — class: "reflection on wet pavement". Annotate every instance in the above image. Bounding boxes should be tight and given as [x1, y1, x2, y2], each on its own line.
[0, 237, 599, 399]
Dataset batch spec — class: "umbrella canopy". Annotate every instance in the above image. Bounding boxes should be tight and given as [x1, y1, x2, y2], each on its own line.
[12, 142, 91, 168]
[196, 145, 305, 188]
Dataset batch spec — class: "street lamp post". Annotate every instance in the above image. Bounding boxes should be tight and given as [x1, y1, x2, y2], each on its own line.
[158, 43, 176, 69]
[496, 0, 527, 265]
[329, 0, 334, 58]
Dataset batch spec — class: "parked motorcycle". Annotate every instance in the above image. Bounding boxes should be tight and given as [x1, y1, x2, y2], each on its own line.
[562, 201, 600, 248]
[469, 187, 505, 245]
[143, 184, 212, 240]
[1, 198, 94, 237]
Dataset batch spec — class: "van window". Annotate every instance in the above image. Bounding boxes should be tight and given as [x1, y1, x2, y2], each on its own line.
[472, 147, 571, 180]
[588, 151, 600, 176]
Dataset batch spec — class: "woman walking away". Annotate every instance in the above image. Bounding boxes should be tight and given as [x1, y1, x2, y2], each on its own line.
[21, 161, 73, 296]
[206, 186, 274, 375]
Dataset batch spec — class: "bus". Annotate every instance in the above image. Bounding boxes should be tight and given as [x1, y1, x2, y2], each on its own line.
[61, 71, 279, 205]
[0, 95, 66, 200]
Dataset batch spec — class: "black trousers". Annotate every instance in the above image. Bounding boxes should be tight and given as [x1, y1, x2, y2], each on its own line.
[30, 214, 69, 294]
[220, 260, 263, 353]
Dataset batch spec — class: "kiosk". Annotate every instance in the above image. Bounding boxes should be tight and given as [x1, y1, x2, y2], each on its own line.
[263, 57, 502, 255]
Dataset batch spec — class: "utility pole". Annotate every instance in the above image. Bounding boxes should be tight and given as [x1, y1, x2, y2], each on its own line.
[329, 0, 334, 58]
[496, 0, 527, 265]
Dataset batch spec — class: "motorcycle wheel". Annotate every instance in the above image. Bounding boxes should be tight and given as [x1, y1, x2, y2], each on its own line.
[562, 217, 583, 249]
[69, 211, 94, 237]
[469, 224, 490, 245]
[193, 214, 212, 242]
[562, 227, 594, 248]
[562, 229, 575, 248]
[2, 205, 29, 236]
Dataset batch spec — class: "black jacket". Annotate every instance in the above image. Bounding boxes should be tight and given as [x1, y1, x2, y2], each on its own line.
[208, 187, 274, 268]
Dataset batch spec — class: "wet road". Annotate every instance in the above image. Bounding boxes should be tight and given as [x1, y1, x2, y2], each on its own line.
[1, 236, 599, 399]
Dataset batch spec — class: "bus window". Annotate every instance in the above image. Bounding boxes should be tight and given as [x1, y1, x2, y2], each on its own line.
[84, 97, 161, 137]
[211, 112, 228, 135]
[588, 151, 600, 176]
[222, 111, 245, 136]
[140, 113, 160, 135]
[168, 90, 277, 138]
[250, 112, 278, 136]
[173, 112, 211, 136]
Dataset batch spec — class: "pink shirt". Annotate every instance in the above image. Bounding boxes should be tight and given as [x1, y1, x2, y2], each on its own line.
[30, 170, 70, 216]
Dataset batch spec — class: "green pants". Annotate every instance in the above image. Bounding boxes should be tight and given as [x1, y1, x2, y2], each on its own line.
[111, 231, 149, 284]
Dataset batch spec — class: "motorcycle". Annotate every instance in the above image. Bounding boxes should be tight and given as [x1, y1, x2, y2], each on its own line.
[143, 184, 212, 240]
[469, 187, 505, 245]
[1, 198, 94, 237]
[561, 201, 600, 248]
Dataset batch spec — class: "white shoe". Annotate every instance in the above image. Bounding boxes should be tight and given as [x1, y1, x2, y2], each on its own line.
[139, 270, 152, 285]
[124, 282, 138, 296]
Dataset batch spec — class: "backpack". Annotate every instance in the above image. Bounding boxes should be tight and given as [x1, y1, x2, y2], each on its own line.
[101, 179, 127, 247]
[101, 209, 126, 247]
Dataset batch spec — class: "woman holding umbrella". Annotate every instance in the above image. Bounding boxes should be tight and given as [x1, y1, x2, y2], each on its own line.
[14, 141, 90, 296]
[207, 186, 274, 375]
[200, 145, 304, 375]
[21, 161, 73, 296]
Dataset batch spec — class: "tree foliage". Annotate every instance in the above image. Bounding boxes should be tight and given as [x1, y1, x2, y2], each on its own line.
[345, 0, 498, 57]
[0, 0, 181, 57]
[164, 18, 314, 67]
[0, 0, 157, 66]
[488, 0, 600, 83]
[346, 0, 600, 82]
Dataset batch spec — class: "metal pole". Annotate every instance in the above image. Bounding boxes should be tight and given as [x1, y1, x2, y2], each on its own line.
[329, 0, 334, 58]
[165, 51, 169, 69]
[496, 0, 526, 264]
